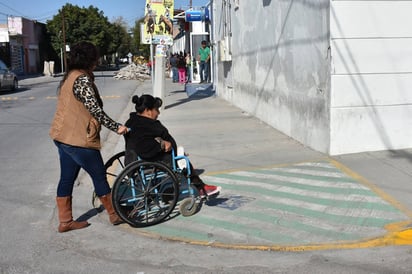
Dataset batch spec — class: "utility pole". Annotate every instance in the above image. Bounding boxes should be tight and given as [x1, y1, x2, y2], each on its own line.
[61, 9, 67, 73]
[190, 0, 192, 8]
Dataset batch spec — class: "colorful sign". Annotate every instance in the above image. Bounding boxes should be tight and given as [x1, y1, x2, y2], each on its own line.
[142, 0, 174, 45]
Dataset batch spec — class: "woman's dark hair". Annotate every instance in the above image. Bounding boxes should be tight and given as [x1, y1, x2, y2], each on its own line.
[67, 41, 99, 71]
[58, 41, 99, 90]
[132, 94, 162, 113]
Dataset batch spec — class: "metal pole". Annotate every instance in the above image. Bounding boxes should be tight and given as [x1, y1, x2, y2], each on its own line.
[60, 48, 63, 73]
[62, 10, 67, 73]
[150, 38, 154, 88]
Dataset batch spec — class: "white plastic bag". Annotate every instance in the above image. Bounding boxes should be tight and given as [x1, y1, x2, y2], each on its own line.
[176, 146, 187, 169]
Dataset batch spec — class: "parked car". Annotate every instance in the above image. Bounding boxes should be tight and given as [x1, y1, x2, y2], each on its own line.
[0, 60, 18, 92]
[119, 57, 129, 64]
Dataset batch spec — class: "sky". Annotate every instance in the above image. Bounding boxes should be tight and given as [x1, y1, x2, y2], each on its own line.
[0, 0, 209, 27]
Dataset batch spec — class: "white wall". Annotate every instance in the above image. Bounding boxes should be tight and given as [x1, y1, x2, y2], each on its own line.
[211, 0, 412, 155]
[330, 1, 412, 154]
[212, 0, 331, 153]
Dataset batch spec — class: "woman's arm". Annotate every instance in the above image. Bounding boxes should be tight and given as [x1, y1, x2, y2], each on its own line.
[73, 74, 120, 132]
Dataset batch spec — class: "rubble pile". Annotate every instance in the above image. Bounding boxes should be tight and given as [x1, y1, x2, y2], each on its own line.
[113, 63, 151, 81]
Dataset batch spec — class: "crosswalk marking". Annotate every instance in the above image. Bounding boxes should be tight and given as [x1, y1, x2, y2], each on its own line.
[139, 160, 410, 247]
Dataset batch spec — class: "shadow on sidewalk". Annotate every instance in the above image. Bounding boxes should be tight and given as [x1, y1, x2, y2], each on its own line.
[165, 89, 215, 110]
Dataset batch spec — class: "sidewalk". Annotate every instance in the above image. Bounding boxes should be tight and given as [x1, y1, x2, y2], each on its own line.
[115, 78, 412, 251]
[18, 74, 62, 87]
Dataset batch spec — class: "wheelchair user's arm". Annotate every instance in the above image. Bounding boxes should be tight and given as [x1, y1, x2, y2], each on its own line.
[155, 137, 172, 152]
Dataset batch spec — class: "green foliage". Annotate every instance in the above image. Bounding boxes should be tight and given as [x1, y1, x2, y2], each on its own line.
[46, 4, 131, 58]
[110, 18, 132, 58]
[130, 17, 150, 59]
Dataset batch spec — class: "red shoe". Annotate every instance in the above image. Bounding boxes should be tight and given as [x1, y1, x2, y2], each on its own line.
[199, 184, 221, 198]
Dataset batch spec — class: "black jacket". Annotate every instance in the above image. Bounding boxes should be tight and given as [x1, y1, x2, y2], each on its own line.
[124, 113, 177, 164]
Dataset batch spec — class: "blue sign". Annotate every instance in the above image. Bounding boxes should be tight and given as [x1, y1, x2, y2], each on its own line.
[204, 7, 210, 21]
[185, 10, 203, 22]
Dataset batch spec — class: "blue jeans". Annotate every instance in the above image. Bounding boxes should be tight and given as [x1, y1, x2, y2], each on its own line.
[199, 61, 209, 82]
[171, 67, 178, 82]
[54, 141, 111, 197]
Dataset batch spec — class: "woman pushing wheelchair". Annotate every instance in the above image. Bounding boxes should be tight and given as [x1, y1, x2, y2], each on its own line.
[124, 94, 221, 197]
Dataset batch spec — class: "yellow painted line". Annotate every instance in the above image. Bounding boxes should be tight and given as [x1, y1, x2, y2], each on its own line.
[102, 95, 121, 99]
[1, 97, 36, 101]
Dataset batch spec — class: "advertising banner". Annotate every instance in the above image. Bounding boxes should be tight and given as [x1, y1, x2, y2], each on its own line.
[142, 0, 174, 45]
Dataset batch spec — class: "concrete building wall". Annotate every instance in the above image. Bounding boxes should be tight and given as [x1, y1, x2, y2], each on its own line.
[21, 17, 40, 74]
[211, 0, 412, 155]
[212, 0, 331, 153]
[330, 1, 412, 154]
[6, 16, 42, 75]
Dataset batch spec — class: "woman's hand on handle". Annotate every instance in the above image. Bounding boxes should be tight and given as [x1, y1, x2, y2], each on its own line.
[117, 125, 128, 135]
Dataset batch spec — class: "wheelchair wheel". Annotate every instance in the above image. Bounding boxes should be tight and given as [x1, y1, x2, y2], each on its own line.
[92, 151, 126, 209]
[112, 160, 179, 227]
[179, 197, 200, 217]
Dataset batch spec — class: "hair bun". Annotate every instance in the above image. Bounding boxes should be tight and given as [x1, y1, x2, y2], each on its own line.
[132, 95, 139, 104]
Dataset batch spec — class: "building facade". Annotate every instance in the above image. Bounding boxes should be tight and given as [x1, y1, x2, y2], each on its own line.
[210, 0, 412, 155]
[0, 16, 52, 75]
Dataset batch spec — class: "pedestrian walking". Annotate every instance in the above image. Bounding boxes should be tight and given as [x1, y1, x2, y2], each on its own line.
[197, 40, 210, 83]
[49, 41, 128, 233]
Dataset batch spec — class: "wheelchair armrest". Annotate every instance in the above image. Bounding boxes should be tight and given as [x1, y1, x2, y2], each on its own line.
[171, 149, 191, 176]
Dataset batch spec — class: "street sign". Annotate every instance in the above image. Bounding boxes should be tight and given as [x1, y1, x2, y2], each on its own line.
[185, 10, 203, 22]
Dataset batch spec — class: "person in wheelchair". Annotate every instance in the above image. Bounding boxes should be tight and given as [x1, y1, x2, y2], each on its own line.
[124, 94, 221, 197]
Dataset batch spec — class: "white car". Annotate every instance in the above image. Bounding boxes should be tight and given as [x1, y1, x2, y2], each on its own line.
[0, 60, 18, 91]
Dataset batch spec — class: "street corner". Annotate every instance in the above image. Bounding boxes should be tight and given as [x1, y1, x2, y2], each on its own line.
[124, 159, 412, 251]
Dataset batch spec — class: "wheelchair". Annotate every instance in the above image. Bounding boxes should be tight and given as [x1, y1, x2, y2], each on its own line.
[95, 148, 204, 227]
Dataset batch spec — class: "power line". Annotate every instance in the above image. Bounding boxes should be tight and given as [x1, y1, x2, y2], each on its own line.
[0, 1, 28, 18]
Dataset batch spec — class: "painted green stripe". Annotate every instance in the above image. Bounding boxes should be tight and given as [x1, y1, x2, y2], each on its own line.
[205, 179, 399, 212]
[142, 223, 211, 241]
[255, 200, 400, 227]
[177, 214, 299, 243]
[215, 173, 375, 196]
[234, 210, 363, 241]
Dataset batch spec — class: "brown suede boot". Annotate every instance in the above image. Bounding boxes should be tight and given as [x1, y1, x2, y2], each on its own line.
[98, 193, 123, 225]
[56, 196, 90, 233]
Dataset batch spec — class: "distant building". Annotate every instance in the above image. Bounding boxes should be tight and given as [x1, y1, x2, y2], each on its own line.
[0, 16, 55, 75]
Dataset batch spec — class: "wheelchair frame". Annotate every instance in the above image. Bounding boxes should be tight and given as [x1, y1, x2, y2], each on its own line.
[100, 149, 202, 227]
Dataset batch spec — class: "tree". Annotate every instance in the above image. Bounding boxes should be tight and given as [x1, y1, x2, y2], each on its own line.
[109, 17, 132, 58]
[130, 17, 150, 59]
[46, 4, 115, 57]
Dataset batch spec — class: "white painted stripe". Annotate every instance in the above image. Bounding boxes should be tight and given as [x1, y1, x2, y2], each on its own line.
[203, 176, 388, 204]
[258, 194, 405, 221]
[294, 162, 337, 169]
[267, 167, 349, 178]
[218, 170, 369, 190]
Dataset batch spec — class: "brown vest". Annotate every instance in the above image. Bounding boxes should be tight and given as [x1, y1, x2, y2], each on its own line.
[49, 70, 101, 149]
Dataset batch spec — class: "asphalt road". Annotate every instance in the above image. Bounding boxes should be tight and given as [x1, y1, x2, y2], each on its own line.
[1, 72, 412, 273]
